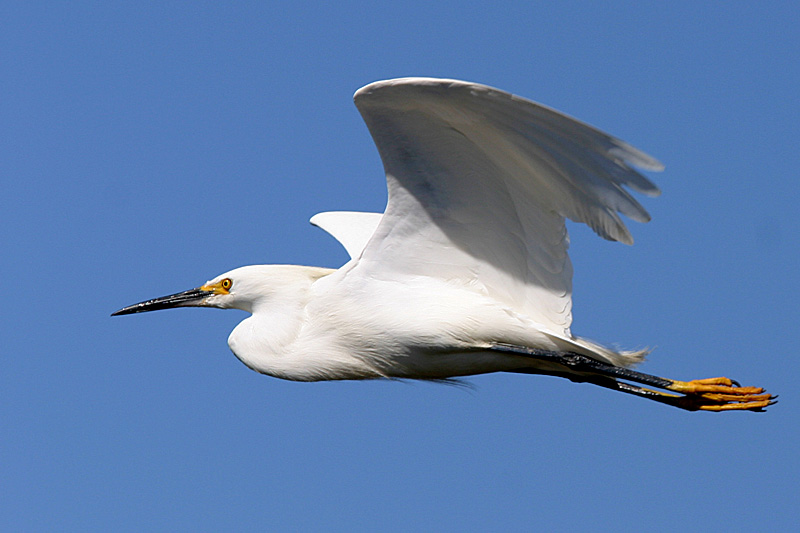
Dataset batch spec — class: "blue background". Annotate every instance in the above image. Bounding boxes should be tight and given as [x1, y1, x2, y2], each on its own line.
[3, 2, 799, 530]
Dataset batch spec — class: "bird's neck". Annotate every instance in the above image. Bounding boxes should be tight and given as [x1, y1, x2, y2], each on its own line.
[227, 266, 327, 379]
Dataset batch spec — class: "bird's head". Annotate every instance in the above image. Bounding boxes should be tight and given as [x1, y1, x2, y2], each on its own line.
[111, 265, 332, 317]
[111, 270, 241, 316]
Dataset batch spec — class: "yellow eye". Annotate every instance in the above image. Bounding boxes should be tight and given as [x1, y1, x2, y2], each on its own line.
[221, 278, 233, 291]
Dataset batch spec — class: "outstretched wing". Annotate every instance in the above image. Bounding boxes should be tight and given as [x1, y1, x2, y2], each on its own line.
[352, 78, 663, 336]
[310, 211, 383, 259]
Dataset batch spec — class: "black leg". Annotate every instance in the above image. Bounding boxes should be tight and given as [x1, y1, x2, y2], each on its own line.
[491, 343, 775, 412]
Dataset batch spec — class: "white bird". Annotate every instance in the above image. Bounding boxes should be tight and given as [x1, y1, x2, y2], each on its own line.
[114, 78, 773, 411]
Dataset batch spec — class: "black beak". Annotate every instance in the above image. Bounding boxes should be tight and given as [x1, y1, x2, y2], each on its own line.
[111, 287, 214, 316]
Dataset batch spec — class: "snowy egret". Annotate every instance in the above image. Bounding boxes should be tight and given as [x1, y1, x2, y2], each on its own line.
[113, 78, 773, 411]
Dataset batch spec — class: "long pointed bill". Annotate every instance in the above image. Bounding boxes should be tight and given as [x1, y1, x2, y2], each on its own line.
[111, 287, 214, 316]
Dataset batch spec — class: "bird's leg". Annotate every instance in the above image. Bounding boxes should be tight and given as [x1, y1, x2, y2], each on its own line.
[492, 344, 775, 412]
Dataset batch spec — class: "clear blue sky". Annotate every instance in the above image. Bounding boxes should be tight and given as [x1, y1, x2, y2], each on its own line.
[3, 2, 799, 530]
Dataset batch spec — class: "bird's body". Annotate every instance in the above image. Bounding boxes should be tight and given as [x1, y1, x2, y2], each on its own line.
[222, 264, 630, 382]
[114, 78, 773, 411]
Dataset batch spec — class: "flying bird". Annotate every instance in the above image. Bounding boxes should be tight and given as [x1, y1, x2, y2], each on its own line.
[113, 78, 773, 411]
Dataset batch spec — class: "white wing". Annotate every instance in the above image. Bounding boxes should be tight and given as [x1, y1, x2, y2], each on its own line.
[351, 78, 663, 336]
[310, 211, 383, 259]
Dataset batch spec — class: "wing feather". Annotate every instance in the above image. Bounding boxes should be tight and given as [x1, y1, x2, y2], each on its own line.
[350, 78, 662, 335]
[310, 211, 383, 259]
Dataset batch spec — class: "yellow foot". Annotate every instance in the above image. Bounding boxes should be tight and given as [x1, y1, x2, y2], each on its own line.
[667, 377, 776, 412]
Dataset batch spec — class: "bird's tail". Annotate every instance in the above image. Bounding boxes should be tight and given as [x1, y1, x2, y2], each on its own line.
[572, 336, 650, 368]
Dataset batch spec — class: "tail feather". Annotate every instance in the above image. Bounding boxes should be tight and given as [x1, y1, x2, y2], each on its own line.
[574, 336, 650, 368]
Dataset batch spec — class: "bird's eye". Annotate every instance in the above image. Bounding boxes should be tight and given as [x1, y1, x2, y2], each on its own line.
[221, 278, 233, 290]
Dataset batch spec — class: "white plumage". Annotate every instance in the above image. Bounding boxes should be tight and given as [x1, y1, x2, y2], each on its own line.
[114, 78, 774, 411]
